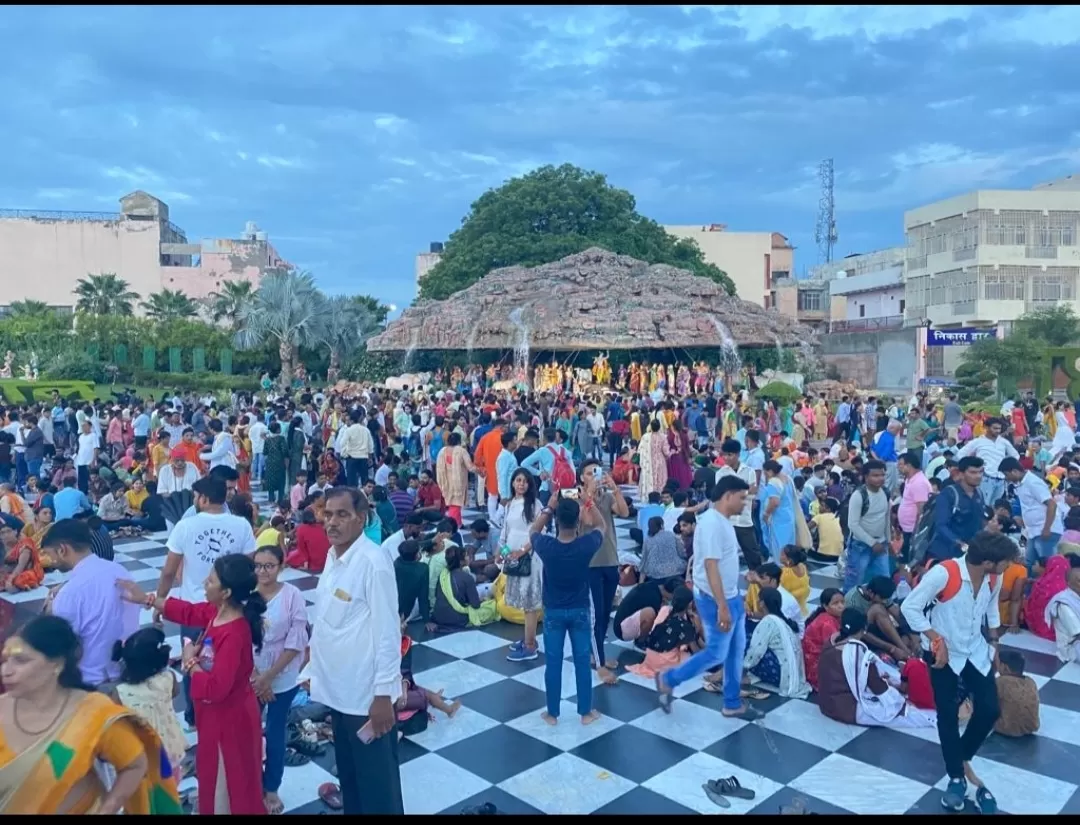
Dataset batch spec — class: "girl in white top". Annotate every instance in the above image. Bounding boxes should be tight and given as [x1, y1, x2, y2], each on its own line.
[501, 469, 544, 660]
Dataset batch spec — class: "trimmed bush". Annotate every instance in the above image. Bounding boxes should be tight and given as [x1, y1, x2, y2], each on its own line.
[756, 381, 801, 405]
[0, 379, 96, 404]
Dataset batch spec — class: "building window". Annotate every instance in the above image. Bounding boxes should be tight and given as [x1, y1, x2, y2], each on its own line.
[772, 270, 790, 280]
[859, 304, 866, 318]
[899, 299, 905, 313]
[798, 290, 823, 312]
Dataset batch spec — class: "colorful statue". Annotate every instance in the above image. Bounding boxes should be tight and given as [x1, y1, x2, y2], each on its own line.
[0, 351, 13, 379]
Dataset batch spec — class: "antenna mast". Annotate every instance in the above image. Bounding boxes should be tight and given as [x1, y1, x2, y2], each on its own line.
[814, 158, 838, 264]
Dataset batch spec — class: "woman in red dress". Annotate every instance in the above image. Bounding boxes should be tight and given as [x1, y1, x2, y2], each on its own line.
[118, 554, 267, 815]
[802, 588, 845, 692]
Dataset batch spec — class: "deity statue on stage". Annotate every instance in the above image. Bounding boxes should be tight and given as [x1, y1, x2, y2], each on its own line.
[451, 366, 464, 390]
[485, 364, 497, 386]
[592, 352, 611, 386]
[648, 363, 658, 393]
[676, 363, 690, 396]
[617, 363, 628, 390]
[0, 351, 13, 379]
[693, 362, 709, 393]
[657, 364, 667, 391]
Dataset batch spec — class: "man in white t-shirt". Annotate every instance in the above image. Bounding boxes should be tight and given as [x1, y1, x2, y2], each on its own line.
[657, 475, 763, 720]
[248, 418, 268, 482]
[74, 419, 98, 495]
[716, 438, 762, 566]
[154, 474, 255, 726]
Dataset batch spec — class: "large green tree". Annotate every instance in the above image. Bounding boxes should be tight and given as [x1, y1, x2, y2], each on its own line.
[7, 300, 53, 319]
[418, 163, 734, 300]
[74, 273, 140, 315]
[205, 280, 256, 328]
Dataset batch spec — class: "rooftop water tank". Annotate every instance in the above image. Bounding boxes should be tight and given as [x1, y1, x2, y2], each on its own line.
[430, 242, 444, 253]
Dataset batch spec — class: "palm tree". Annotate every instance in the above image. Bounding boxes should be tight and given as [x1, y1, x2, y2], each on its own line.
[234, 271, 326, 389]
[73, 273, 141, 315]
[141, 289, 199, 321]
[7, 300, 53, 318]
[319, 295, 379, 381]
[205, 280, 255, 328]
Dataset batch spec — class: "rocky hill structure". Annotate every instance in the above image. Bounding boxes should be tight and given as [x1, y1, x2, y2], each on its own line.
[368, 248, 811, 352]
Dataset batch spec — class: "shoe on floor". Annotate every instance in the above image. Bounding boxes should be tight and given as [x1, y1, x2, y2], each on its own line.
[941, 778, 968, 812]
[506, 645, 538, 662]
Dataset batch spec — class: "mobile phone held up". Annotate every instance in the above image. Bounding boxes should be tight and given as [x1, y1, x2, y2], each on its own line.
[560, 487, 579, 500]
[591, 465, 604, 483]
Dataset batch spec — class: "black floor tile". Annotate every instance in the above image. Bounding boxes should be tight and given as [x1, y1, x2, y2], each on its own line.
[749, 786, 854, 815]
[408, 643, 459, 675]
[681, 683, 792, 716]
[1039, 679, 1080, 712]
[397, 736, 429, 765]
[285, 798, 341, 816]
[439, 785, 545, 815]
[592, 786, 697, 816]
[466, 645, 547, 677]
[290, 575, 321, 592]
[120, 559, 152, 571]
[979, 731, 1080, 785]
[837, 726, 946, 786]
[122, 547, 169, 559]
[572, 678, 660, 723]
[476, 620, 531, 642]
[436, 725, 561, 784]
[1063, 786, 1080, 815]
[1018, 649, 1066, 678]
[570, 725, 695, 784]
[456, 679, 547, 723]
[706, 724, 831, 785]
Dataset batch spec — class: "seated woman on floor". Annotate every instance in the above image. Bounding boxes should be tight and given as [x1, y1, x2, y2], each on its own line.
[625, 586, 702, 679]
[21, 505, 54, 569]
[746, 562, 804, 636]
[1045, 555, 1080, 664]
[818, 608, 936, 729]
[802, 588, 845, 692]
[844, 575, 919, 663]
[0, 523, 44, 592]
[779, 545, 810, 616]
[742, 587, 812, 699]
[428, 544, 498, 632]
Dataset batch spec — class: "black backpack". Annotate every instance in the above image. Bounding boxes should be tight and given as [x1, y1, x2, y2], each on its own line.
[838, 484, 870, 536]
[909, 486, 960, 565]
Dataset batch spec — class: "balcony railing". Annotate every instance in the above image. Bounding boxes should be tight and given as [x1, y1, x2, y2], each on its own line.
[953, 247, 977, 262]
[1025, 246, 1058, 259]
[0, 207, 120, 222]
[829, 315, 905, 332]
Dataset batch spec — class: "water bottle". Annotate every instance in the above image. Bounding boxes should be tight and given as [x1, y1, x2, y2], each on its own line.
[200, 637, 215, 672]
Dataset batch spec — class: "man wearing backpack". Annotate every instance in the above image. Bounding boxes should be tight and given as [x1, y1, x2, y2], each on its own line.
[901, 531, 1015, 814]
[928, 456, 986, 561]
[842, 460, 890, 591]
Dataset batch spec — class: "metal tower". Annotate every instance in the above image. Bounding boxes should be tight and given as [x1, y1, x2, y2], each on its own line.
[814, 158, 838, 264]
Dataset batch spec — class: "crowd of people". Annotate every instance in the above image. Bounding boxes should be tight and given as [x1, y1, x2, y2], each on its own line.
[0, 373, 1077, 815]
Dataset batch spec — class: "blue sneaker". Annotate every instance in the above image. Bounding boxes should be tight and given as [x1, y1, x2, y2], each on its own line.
[507, 645, 538, 662]
[508, 640, 524, 653]
[941, 778, 967, 812]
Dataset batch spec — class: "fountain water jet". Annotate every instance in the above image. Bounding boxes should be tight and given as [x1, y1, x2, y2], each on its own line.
[402, 327, 419, 372]
[709, 315, 742, 376]
[509, 307, 531, 387]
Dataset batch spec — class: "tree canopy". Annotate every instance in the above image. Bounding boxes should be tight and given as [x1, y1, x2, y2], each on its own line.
[418, 163, 735, 301]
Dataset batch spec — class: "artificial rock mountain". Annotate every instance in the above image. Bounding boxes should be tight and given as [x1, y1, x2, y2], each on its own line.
[367, 247, 811, 352]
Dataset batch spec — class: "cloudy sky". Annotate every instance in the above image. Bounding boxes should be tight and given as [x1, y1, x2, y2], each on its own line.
[2, 5, 1077, 310]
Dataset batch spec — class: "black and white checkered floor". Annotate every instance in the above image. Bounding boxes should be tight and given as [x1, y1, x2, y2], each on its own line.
[5, 484, 1080, 814]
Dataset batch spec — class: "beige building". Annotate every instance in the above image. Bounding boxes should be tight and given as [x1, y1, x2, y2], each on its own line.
[415, 242, 444, 288]
[0, 191, 289, 315]
[903, 182, 1080, 376]
[663, 224, 794, 305]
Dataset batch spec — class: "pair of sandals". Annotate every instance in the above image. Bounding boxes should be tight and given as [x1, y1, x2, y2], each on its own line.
[702, 680, 769, 701]
[702, 776, 756, 808]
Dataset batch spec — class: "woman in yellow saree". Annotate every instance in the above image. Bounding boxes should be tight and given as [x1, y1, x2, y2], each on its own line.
[0, 616, 181, 815]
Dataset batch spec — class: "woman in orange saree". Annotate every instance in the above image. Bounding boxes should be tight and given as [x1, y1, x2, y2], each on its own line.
[0, 616, 182, 815]
[0, 523, 43, 593]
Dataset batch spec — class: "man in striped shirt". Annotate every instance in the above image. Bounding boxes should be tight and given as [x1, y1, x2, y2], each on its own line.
[958, 418, 1019, 506]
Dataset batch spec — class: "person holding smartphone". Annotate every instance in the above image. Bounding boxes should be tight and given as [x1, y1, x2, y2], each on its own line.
[580, 459, 630, 685]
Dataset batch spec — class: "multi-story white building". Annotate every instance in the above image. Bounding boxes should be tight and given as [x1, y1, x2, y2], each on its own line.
[663, 224, 794, 306]
[415, 242, 444, 288]
[822, 248, 906, 332]
[904, 182, 1080, 376]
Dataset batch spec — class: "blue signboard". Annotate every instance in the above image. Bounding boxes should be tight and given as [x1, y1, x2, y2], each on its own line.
[926, 327, 997, 346]
[920, 377, 959, 387]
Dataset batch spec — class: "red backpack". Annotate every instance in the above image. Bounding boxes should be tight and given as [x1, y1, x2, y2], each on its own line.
[547, 445, 577, 490]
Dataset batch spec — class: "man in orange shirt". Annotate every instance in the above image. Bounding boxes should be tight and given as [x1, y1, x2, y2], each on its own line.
[473, 418, 506, 528]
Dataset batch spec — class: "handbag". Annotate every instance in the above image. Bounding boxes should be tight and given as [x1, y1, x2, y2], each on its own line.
[503, 551, 532, 578]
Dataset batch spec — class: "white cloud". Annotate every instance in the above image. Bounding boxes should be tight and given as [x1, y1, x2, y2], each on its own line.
[101, 166, 162, 187]
[373, 114, 408, 134]
[256, 155, 303, 169]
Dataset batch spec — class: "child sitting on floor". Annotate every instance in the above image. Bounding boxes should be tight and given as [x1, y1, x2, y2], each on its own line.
[994, 649, 1040, 737]
[397, 631, 461, 738]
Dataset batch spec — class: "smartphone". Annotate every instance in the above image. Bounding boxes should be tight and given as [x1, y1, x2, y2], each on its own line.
[560, 487, 579, 500]
[591, 465, 604, 483]
[357, 721, 375, 744]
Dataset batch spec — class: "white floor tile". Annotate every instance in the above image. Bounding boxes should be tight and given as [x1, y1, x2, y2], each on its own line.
[1034, 703, 1080, 747]
[630, 702, 748, 751]
[411, 659, 506, 698]
[141, 555, 169, 569]
[617, 670, 702, 698]
[1000, 631, 1059, 656]
[278, 567, 310, 583]
[116, 539, 168, 553]
[1053, 662, 1080, 685]
[0, 586, 49, 603]
[933, 755, 1078, 815]
[511, 660, 602, 700]
[402, 705, 499, 751]
[130, 567, 163, 584]
[644, 751, 784, 814]
[422, 629, 509, 658]
[498, 752, 636, 814]
[401, 753, 491, 815]
[506, 700, 622, 750]
[275, 758, 337, 812]
[790, 753, 930, 815]
[759, 698, 867, 751]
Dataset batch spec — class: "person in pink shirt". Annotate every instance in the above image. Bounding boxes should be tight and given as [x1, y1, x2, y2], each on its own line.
[897, 451, 931, 561]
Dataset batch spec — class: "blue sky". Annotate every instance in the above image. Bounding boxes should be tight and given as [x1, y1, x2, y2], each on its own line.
[2, 5, 1078, 311]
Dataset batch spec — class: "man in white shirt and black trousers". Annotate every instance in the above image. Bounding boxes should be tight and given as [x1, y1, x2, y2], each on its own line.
[901, 531, 1015, 814]
[309, 487, 403, 815]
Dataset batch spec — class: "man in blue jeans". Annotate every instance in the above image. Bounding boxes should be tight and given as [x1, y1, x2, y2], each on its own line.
[520, 493, 607, 725]
[843, 460, 892, 592]
[657, 475, 763, 720]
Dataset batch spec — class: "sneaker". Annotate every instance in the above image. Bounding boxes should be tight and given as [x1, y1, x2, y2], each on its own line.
[940, 778, 967, 812]
[975, 787, 997, 815]
[508, 640, 524, 653]
[507, 645, 538, 662]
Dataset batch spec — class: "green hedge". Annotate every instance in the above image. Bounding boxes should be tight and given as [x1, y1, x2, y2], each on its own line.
[756, 380, 801, 405]
[0, 379, 96, 404]
[128, 371, 261, 393]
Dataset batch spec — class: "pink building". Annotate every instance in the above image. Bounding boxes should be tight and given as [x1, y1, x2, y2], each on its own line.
[0, 190, 290, 314]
